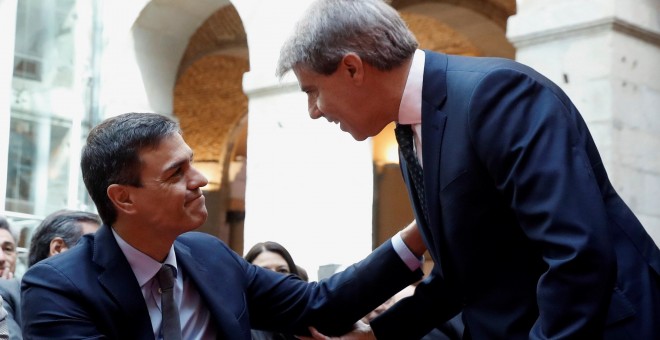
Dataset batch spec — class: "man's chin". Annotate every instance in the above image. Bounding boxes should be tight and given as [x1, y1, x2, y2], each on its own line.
[187, 210, 208, 230]
[347, 130, 368, 141]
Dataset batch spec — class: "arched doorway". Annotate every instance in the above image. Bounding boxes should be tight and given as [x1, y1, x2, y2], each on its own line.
[172, 4, 249, 253]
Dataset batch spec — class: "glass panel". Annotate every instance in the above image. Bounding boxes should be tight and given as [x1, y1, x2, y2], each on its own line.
[7, 0, 99, 216]
[5, 0, 101, 276]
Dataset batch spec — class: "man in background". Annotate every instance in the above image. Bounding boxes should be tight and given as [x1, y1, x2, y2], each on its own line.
[0, 210, 100, 340]
[27, 209, 101, 267]
[0, 217, 17, 340]
[0, 218, 16, 280]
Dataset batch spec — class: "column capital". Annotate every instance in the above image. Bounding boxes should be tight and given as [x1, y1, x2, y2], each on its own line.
[508, 0, 660, 47]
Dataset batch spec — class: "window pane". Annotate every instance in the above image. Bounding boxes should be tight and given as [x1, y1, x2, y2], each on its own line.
[7, 0, 100, 216]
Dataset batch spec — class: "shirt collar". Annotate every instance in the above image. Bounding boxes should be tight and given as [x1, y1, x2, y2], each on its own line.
[398, 49, 425, 125]
[111, 227, 178, 288]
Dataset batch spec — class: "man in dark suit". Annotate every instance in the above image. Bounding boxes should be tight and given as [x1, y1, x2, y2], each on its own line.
[0, 210, 100, 340]
[277, 0, 660, 339]
[0, 279, 20, 340]
[20, 112, 425, 339]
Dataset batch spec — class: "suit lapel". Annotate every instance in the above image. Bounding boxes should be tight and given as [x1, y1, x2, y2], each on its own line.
[420, 51, 449, 273]
[174, 240, 244, 339]
[93, 225, 154, 339]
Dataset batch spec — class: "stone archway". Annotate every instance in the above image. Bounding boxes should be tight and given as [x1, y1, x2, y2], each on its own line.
[173, 4, 249, 251]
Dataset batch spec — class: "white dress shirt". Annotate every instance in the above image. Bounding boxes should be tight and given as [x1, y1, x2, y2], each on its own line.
[391, 49, 427, 271]
[112, 229, 216, 340]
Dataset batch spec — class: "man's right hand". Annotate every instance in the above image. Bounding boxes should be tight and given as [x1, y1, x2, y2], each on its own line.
[0, 263, 13, 280]
[297, 321, 376, 340]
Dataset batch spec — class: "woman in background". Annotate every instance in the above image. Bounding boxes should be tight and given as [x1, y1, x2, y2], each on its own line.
[245, 241, 307, 340]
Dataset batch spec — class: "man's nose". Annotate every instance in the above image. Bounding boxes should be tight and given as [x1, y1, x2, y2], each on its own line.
[190, 165, 209, 188]
[309, 105, 322, 120]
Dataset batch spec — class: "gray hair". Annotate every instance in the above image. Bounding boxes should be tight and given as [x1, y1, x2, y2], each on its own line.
[276, 0, 418, 77]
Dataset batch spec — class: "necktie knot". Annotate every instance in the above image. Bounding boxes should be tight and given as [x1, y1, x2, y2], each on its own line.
[157, 265, 176, 291]
[394, 123, 414, 151]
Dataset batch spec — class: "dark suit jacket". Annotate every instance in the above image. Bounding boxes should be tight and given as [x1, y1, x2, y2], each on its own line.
[21, 225, 422, 339]
[0, 279, 21, 340]
[371, 51, 660, 339]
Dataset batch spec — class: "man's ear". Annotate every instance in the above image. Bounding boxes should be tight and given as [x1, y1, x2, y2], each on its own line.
[107, 184, 136, 215]
[341, 53, 364, 84]
[49, 237, 69, 257]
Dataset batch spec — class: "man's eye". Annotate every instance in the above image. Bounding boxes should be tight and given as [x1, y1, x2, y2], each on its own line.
[171, 168, 183, 178]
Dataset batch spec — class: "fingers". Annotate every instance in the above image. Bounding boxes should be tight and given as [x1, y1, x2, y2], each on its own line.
[309, 327, 329, 339]
[296, 327, 328, 340]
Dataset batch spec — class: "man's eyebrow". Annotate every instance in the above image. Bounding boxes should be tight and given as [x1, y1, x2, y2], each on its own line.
[163, 153, 194, 174]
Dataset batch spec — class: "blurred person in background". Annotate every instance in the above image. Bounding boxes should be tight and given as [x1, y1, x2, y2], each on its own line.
[0, 296, 9, 339]
[245, 241, 307, 340]
[0, 218, 16, 280]
[0, 210, 100, 340]
[27, 210, 101, 267]
[0, 217, 19, 339]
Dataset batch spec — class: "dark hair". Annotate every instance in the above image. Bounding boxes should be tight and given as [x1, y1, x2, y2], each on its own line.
[0, 216, 9, 231]
[80, 112, 181, 226]
[28, 210, 101, 267]
[0, 216, 15, 242]
[245, 241, 301, 278]
[295, 264, 309, 282]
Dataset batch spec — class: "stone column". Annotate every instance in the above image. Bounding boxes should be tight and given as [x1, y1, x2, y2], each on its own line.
[239, 0, 374, 280]
[508, 0, 660, 244]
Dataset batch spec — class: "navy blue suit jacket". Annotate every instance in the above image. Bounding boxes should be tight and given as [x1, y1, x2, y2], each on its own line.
[371, 51, 660, 339]
[20, 225, 422, 339]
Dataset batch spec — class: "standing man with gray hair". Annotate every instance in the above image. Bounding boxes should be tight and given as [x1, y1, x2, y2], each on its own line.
[278, 0, 660, 339]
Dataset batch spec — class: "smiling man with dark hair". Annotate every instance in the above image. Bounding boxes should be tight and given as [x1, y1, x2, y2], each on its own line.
[20, 112, 426, 339]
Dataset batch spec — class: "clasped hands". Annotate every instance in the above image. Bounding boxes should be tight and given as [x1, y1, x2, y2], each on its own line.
[297, 320, 375, 340]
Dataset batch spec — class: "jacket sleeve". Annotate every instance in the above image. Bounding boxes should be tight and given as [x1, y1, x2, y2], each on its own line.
[467, 66, 616, 338]
[370, 271, 462, 340]
[244, 239, 424, 337]
[21, 263, 105, 339]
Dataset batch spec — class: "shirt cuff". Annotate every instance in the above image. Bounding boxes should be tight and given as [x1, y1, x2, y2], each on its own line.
[392, 232, 424, 272]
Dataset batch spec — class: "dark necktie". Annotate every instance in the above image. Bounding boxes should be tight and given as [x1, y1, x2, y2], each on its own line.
[395, 124, 428, 222]
[157, 264, 182, 340]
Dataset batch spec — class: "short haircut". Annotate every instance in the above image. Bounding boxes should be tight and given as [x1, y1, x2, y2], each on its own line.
[28, 210, 101, 267]
[0, 216, 15, 242]
[80, 112, 181, 226]
[245, 241, 301, 278]
[277, 0, 418, 77]
[0, 216, 9, 231]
